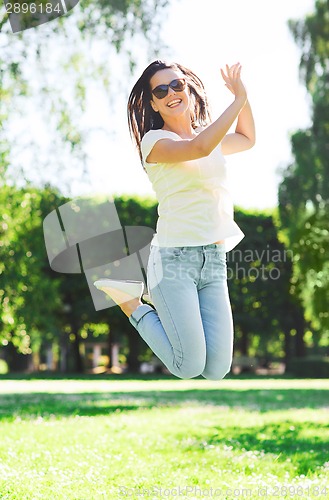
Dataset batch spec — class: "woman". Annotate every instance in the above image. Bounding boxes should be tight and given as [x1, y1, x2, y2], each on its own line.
[94, 60, 255, 380]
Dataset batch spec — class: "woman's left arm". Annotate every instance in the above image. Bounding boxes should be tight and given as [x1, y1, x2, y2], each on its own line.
[221, 99, 256, 155]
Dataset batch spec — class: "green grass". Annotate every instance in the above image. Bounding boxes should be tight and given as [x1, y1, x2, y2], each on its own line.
[0, 376, 328, 499]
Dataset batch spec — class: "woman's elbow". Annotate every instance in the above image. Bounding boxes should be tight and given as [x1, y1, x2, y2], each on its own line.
[246, 135, 256, 150]
[193, 141, 212, 159]
[250, 139, 256, 149]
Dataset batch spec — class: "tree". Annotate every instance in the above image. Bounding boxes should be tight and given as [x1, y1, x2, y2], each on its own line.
[276, 0, 329, 350]
[0, 189, 159, 372]
[0, 186, 63, 369]
[0, 0, 170, 190]
[1, 191, 307, 372]
[0, 0, 171, 370]
[228, 208, 305, 365]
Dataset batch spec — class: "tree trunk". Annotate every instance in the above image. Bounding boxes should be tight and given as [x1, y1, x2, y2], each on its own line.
[72, 331, 84, 373]
[240, 327, 248, 356]
[295, 309, 306, 357]
[284, 327, 292, 364]
[4, 342, 31, 372]
[107, 330, 112, 370]
[126, 332, 140, 373]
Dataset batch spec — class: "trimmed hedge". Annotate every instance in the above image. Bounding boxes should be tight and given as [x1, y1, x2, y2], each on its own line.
[286, 356, 329, 378]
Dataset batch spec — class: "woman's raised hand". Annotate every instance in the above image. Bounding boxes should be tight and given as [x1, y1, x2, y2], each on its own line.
[220, 63, 247, 104]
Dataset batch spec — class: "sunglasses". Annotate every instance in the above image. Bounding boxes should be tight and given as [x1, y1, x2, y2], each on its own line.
[151, 78, 186, 100]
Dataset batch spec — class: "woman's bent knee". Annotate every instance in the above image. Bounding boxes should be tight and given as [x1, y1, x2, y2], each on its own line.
[203, 363, 232, 381]
[173, 359, 206, 380]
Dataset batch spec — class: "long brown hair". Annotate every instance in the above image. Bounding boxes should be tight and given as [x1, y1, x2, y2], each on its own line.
[127, 60, 211, 167]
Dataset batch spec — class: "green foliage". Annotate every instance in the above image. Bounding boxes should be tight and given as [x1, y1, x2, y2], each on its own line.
[0, 359, 8, 374]
[0, 0, 170, 189]
[0, 190, 317, 370]
[229, 208, 304, 361]
[277, 0, 329, 339]
[0, 185, 63, 353]
[0, 0, 172, 368]
[0, 189, 159, 369]
[286, 356, 329, 378]
[114, 193, 158, 228]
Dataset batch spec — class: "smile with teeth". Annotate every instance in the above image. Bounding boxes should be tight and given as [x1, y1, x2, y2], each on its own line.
[167, 99, 182, 108]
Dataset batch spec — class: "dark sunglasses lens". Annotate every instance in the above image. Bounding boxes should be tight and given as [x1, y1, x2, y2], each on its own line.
[152, 85, 168, 99]
[152, 79, 186, 99]
[171, 79, 185, 91]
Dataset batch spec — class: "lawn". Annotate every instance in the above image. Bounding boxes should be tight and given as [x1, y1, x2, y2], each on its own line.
[0, 375, 328, 500]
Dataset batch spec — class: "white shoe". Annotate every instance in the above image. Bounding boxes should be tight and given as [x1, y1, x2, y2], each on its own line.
[93, 279, 144, 306]
[142, 293, 154, 306]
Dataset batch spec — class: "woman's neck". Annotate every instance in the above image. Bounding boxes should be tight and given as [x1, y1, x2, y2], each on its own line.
[162, 118, 196, 139]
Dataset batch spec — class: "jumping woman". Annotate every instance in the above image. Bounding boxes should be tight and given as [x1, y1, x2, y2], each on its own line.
[94, 60, 255, 380]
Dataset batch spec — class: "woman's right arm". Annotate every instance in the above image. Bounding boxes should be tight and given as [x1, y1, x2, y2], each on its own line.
[147, 63, 247, 164]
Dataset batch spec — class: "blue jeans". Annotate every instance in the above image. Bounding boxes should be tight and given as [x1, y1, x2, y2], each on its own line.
[129, 244, 233, 380]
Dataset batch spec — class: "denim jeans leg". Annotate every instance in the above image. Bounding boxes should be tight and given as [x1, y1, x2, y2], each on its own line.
[198, 281, 233, 379]
[198, 246, 234, 379]
[129, 244, 234, 380]
[129, 246, 207, 378]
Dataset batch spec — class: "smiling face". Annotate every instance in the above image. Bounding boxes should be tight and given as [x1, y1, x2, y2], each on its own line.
[149, 68, 191, 124]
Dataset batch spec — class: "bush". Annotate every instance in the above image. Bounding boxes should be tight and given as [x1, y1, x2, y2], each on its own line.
[0, 359, 9, 375]
[286, 356, 329, 378]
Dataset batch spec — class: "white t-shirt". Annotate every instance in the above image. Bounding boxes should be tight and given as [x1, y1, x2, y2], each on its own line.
[141, 129, 244, 252]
